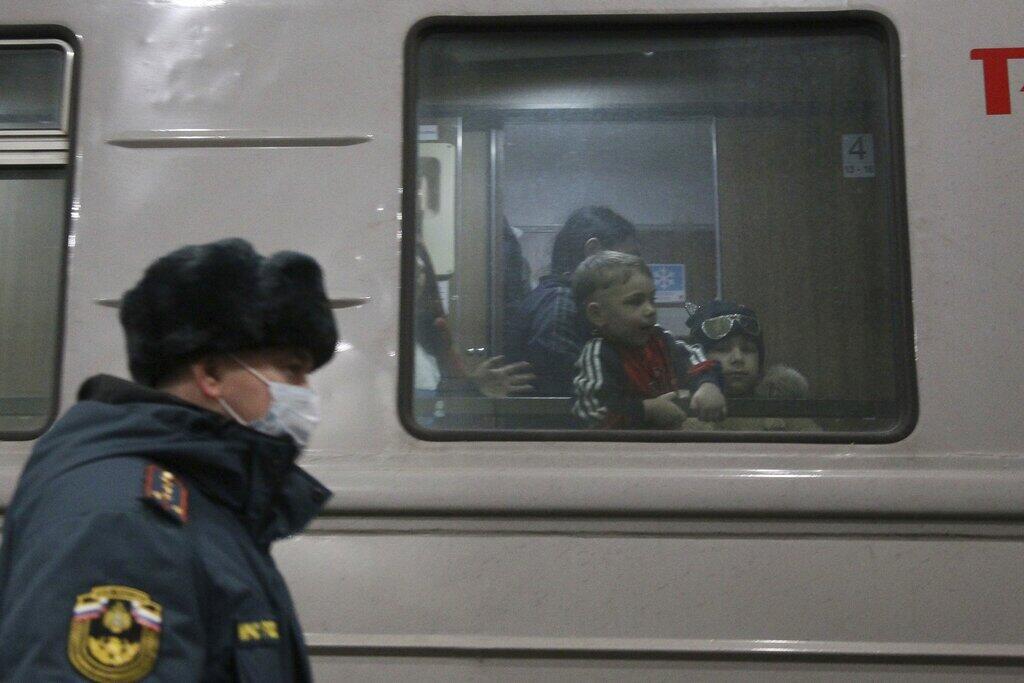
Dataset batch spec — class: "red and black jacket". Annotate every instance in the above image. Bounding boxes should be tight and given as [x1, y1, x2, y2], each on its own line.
[572, 326, 722, 429]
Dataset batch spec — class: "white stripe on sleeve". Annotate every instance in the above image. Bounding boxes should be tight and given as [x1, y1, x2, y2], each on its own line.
[573, 339, 606, 421]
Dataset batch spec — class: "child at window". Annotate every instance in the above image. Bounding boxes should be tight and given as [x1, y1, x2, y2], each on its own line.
[681, 300, 817, 432]
[571, 251, 726, 429]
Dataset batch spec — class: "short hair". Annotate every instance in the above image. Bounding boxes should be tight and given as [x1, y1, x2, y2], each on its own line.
[550, 206, 637, 276]
[571, 251, 652, 306]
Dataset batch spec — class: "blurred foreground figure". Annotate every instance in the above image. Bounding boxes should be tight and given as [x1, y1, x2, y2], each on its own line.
[0, 239, 337, 682]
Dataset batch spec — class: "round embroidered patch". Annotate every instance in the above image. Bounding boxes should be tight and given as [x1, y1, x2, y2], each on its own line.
[68, 585, 162, 682]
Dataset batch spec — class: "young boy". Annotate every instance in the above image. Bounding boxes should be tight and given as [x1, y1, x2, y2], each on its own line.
[571, 251, 726, 429]
[681, 300, 817, 432]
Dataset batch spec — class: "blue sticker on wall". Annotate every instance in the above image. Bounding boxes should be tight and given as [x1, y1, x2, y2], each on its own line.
[649, 263, 686, 304]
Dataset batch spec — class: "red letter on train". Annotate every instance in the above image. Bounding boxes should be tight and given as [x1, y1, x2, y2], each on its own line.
[971, 47, 1024, 115]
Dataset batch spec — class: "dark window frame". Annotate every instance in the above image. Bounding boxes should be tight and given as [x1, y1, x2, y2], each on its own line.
[400, 11, 916, 444]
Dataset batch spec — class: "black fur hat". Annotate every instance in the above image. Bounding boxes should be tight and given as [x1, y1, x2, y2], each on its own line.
[120, 238, 338, 387]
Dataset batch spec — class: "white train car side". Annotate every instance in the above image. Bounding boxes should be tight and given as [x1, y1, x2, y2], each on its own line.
[1, 1, 1023, 679]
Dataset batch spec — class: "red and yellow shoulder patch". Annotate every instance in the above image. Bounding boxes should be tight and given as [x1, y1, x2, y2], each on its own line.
[141, 465, 189, 524]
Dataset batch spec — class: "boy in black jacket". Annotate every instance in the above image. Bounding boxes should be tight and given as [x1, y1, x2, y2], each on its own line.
[571, 251, 725, 429]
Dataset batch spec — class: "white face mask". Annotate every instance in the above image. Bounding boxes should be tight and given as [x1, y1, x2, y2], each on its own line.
[217, 356, 321, 448]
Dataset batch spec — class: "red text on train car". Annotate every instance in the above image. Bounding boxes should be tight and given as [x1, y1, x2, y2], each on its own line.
[970, 47, 1024, 115]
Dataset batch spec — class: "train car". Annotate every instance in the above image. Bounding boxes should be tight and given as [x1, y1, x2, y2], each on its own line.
[1, 0, 1022, 679]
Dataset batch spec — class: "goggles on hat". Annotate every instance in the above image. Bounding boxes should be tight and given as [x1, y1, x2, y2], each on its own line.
[699, 313, 760, 340]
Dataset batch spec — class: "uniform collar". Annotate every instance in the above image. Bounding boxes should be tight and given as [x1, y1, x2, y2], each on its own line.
[78, 375, 331, 543]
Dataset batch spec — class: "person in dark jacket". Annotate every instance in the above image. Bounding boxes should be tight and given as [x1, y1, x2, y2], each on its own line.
[0, 238, 337, 682]
[506, 206, 638, 396]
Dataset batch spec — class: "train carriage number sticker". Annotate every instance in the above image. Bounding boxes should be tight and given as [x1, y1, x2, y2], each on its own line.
[68, 585, 162, 682]
[842, 134, 875, 178]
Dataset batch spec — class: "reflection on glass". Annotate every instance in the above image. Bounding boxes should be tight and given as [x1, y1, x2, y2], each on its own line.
[409, 18, 908, 437]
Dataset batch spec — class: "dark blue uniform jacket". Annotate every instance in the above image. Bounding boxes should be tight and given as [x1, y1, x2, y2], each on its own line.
[0, 375, 331, 681]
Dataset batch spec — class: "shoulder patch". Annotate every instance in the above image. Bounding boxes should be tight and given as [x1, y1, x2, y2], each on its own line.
[68, 585, 162, 682]
[141, 464, 189, 524]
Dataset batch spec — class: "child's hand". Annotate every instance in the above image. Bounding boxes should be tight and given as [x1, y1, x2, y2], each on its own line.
[643, 392, 687, 429]
[690, 383, 727, 422]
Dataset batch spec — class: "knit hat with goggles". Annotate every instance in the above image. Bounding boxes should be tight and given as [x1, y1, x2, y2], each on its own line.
[686, 300, 764, 366]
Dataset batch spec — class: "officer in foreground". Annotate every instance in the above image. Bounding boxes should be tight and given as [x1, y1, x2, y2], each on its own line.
[0, 239, 337, 681]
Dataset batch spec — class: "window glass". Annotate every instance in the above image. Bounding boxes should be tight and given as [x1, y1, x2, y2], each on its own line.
[0, 168, 68, 435]
[0, 46, 66, 130]
[0, 37, 73, 439]
[405, 16, 913, 440]
[0, 167, 67, 432]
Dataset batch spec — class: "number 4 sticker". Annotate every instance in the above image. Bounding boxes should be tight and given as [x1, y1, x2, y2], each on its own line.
[842, 134, 875, 178]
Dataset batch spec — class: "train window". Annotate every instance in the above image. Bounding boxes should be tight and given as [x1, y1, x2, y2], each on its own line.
[0, 45, 69, 131]
[0, 38, 75, 438]
[402, 14, 914, 442]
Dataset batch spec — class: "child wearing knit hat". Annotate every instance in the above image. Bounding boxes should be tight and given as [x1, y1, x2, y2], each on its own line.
[682, 300, 817, 432]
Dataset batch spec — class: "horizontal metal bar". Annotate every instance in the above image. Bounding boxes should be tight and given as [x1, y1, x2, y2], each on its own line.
[305, 460, 1024, 519]
[95, 295, 371, 309]
[107, 130, 374, 149]
[0, 130, 67, 139]
[0, 151, 67, 165]
[432, 101, 878, 128]
[304, 633, 1024, 665]
[415, 396, 895, 418]
[0, 138, 68, 151]
[513, 222, 716, 234]
[300, 514, 1024, 539]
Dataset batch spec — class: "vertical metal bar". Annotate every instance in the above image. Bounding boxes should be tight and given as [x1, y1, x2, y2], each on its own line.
[454, 117, 463, 320]
[710, 116, 724, 299]
[488, 128, 503, 355]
